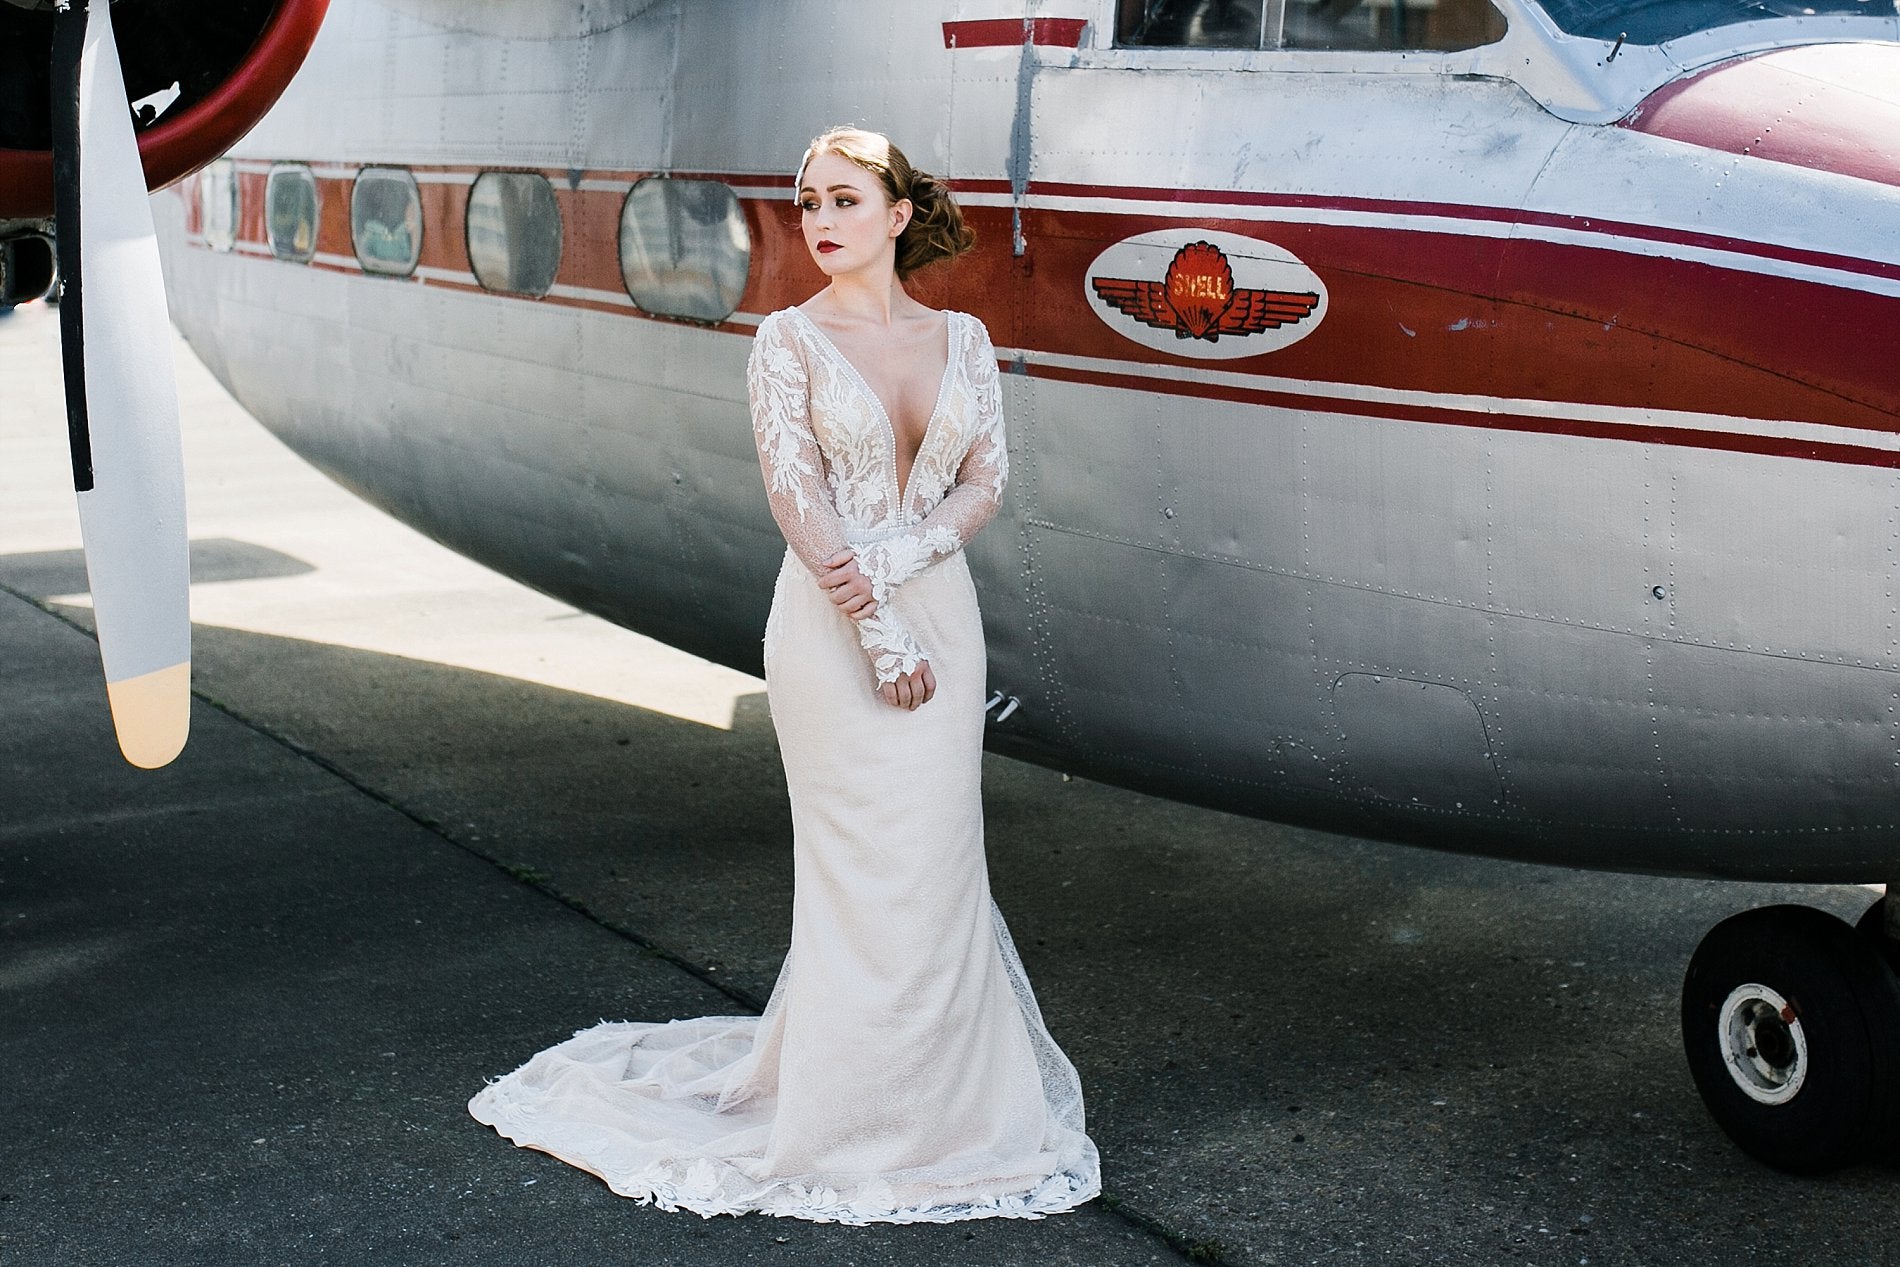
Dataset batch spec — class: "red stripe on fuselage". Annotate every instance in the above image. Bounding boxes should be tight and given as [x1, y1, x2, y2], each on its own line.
[180, 162, 1900, 461]
[942, 18, 1090, 47]
[1013, 204, 1899, 430]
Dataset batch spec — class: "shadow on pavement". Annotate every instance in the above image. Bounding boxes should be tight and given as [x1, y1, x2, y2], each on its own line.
[2, 587, 1896, 1267]
[0, 537, 317, 602]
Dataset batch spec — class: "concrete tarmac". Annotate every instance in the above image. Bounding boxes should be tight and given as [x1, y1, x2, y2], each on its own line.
[4, 298, 1900, 1266]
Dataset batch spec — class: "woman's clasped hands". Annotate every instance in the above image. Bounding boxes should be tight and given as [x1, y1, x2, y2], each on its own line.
[820, 548, 936, 710]
[818, 547, 878, 618]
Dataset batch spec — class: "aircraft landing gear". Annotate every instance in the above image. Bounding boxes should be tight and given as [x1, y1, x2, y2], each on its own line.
[1854, 895, 1900, 971]
[1681, 902, 1900, 1172]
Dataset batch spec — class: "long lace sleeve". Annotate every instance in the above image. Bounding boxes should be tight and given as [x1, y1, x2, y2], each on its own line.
[747, 312, 929, 686]
[852, 320, 1008, 600]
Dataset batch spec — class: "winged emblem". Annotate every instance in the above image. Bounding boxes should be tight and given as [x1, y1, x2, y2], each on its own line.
[1092, 241, 1320, 343]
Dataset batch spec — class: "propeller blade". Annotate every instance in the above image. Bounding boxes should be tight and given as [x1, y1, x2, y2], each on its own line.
[50, 0, 191, 770]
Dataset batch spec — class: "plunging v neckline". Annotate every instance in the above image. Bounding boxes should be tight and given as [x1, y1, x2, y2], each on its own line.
[791, 306, 958, 511]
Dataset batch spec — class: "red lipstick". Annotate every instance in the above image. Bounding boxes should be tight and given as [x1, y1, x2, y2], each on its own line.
[816, 240, 841, 253]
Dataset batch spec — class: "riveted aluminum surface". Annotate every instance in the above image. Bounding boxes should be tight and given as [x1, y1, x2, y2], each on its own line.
[154, 0, 1900, 879]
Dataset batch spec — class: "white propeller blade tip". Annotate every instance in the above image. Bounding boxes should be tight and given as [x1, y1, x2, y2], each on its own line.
[104, 661, 191, 769]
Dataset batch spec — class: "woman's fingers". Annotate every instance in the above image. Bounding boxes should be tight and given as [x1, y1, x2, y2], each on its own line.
[821, 568, 878, 619]
[876, 667, 938, 710]
[822, 547, 856, 571]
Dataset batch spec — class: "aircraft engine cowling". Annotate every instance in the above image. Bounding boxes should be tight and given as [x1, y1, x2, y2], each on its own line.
[1619, 43, 1900, 194]
[0, 0, 330, 221]
[1606, 41, 1900, 425]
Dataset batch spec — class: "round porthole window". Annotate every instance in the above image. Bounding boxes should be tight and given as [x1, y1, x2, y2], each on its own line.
[266, 164, 319, 264]
[618, 177, 749, 322]
[351, 167, 422, 277]
[467, 172, 563, 298]
[198, 158, 237, 253]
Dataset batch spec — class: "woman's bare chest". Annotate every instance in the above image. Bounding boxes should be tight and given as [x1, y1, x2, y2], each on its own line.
[818, 316, 951, 452]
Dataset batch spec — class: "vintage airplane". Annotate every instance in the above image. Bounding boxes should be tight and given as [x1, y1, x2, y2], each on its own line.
[5, 0, 1900, 1174]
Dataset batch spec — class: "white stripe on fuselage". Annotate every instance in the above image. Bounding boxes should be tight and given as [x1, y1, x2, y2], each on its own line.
[1018, 193, 1900, 299]
[1002, 345, 1900, 452]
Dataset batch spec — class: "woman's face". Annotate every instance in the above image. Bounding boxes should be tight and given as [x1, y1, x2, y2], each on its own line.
[798, 149, 910, 280]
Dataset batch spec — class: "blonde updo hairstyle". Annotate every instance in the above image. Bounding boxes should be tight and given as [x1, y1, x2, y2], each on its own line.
[797, 127, 975, 280]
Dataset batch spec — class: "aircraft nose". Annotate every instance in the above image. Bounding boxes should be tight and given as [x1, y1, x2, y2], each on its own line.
[1619, 43, 1900, 190]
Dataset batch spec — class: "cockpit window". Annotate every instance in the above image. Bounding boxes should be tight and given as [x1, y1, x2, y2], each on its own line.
[1119, 0, 1277, 44]
[1530, 0, 1888, 44]
[1286, 0, 1507, 48]
[1116, 0, 1506, 49]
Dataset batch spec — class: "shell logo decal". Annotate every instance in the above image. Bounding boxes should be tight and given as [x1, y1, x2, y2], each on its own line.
[1085, 229, 1328, 360]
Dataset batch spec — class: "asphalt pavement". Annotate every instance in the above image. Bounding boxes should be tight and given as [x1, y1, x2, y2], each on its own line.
[5, 298, 1900, 1267]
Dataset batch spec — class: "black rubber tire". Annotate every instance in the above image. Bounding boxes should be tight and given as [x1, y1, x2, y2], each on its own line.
[1853, 896, 1900, 972]
[1681, 904, 1900, 1173]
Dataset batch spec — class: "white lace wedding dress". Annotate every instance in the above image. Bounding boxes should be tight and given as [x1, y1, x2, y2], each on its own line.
[467, 307, 1102, 1225]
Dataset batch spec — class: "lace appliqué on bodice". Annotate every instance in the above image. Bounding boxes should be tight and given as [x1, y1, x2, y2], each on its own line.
[747, 307, 1008, 685]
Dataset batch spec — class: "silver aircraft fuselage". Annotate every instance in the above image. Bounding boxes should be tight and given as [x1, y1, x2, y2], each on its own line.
[154, 0, 1900, 880]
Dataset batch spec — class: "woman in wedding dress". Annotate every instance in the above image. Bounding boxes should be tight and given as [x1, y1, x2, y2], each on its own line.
[468, 127, 1101, 1225]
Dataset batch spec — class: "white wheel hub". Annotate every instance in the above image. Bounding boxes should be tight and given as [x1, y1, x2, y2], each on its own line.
[1718, 983, 1808, 1105]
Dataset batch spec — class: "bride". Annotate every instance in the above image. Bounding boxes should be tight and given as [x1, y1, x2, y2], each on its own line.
[469, 126, 1101, 1226]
